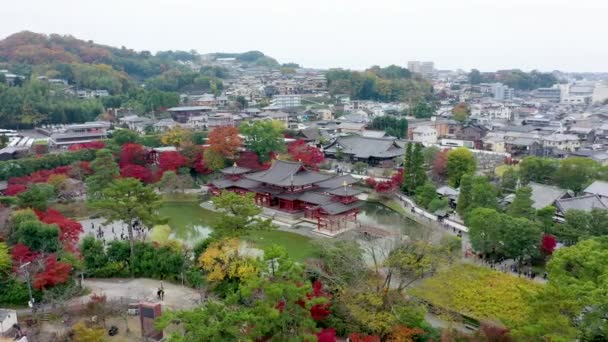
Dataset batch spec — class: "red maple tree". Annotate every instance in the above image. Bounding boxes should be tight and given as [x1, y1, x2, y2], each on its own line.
[158, 151, 188, 173]
[119, 143, 148, 167]
[121, 164, 154, 183]
[11, 243, 38, 267]
[287, 140, 324, 169]
[207, 126, 242, 158]
[36, 209, 83, 251]
[68, 141, 105, 151]
[316, 328, 337, 342]
[432, 149, 449, 180]
[540, 234, 557, 255]
[235, 151, 264, 170]
[5, 184, 27, 196]
[33, 254, 71, 290]
[193, 152, 212, 175]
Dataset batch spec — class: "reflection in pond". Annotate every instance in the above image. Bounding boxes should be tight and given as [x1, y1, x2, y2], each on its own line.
[158, 201, 433, 246]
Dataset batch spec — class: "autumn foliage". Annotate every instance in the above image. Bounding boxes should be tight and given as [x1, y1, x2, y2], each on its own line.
[68, 141, 105, 151]
[36, 209, 83, 251]
[33, 254, 71, 290]
[208, 126, 242, 158]
[119, 143, 148, 167]
[287, 140, 324, 169]
[120, 164, 154, 183]
[540, 234, 557, 255]
[158, 151, 188, 172]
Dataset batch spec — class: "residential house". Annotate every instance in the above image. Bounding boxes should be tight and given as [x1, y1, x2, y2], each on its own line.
[207, 113, 235, 130]
[542, 134, 580, 152]
[154, 119, 178, 132]
[49, 122, 109, 148]
[168, 106, 213, 123]
[412, 126, 438, 145]
[119, 115, 154, 133]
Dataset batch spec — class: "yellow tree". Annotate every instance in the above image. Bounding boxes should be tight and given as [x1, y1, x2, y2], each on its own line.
[198, 238, 259, 282]
[161, 126, 191, 148]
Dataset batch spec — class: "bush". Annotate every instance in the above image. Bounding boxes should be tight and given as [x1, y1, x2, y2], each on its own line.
[0, 149, 97, 181]
[0, 277, 42, 305]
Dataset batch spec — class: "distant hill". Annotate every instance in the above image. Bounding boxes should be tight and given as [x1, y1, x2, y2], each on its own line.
[0, 31, 281, 95]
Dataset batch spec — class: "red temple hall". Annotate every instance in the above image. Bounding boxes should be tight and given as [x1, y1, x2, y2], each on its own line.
[210, 160, 362, 233]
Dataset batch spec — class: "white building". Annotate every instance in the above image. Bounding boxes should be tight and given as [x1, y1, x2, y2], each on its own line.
[0, 309, 18, 334]
[271, 94, 301, 108]
[412, 126, 438, 145]
[491, 83, 514, 101]
[407, 61, 435, 79]
[470, 103, 513, 122]
[542, 133, 580, 152]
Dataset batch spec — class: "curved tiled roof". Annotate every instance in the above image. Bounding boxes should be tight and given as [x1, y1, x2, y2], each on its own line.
[245, 160, 332, 187]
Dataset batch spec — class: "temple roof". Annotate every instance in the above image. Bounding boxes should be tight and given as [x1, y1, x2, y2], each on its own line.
[220, 165, 251, 175]
[326, 187, 363, 197]
[211, 178, 261, 189]
[325, 136, 404, 159]
[320, 201, 362, 215]
[245, 160, 332, 187]
[315, 175, 358, 189]
[298, 192, 333, 205]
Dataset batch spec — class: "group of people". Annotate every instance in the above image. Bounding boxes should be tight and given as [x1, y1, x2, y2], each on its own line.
[89, 220, 147, 245]
[466, 253, 547, 281]
[157, 282, 165, 301]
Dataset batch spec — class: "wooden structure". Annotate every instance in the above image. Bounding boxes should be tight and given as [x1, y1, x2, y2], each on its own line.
[210, 160, 362, 232]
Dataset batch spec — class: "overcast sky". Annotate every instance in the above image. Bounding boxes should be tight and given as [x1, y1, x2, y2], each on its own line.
[1, 0, 607, 72]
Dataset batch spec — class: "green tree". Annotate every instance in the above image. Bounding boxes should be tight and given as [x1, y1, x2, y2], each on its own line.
[89, 178, 161, 271]
[518, 156, 559, 184]
[239, 120, 285, 162]
[411, 101, 435, 119]
[422, 146, 440, 166]
[203, 149, 226, 171]
[112, 129, 139, 146]
[211, 191, 274, 238]
[468, 69, 483, 84]
[446, 147, 476, 187]
[507, 186, 535, 219]
[536, 206, 556, 233]
[557, 208, 608, 244]
[501, 216, 541, 264]
[415, 182, 437, 209]
[543, 237, 608, 340]
[352, 161, 368, 175]
[500, 167, 519, 193]
[468, 208, 503, 257]
[0, 242, 11, 275]
[15, 220, 60, 253]
[17, 183, 54, 210]
[451, 103, 470, 122]
[554, 157, 601, 193]
[86, 149, 119, 199]
[81, 236, 108, 271]
[403, 143, 426, 194]
[456, 173, 473, 216]
[469, 177, 498, 212]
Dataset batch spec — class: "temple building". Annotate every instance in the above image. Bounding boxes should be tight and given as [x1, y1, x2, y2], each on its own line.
[209, 160, 362, 233]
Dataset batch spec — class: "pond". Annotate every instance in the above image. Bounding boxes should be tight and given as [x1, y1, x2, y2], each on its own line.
[157, 200, 428, 261]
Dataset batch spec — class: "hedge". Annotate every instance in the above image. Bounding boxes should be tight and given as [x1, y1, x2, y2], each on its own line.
[0, 149, 97, 181]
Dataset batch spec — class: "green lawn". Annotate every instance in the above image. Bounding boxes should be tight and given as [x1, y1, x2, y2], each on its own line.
[245, 230, 319, 262]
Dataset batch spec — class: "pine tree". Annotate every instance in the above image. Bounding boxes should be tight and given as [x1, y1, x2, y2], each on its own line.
[456, 173, 473, 216]
[402, 143, 414, 194]
[508, 186, 535, 219]
[411, 143, 427, 191]
[86, 149, 119, 199]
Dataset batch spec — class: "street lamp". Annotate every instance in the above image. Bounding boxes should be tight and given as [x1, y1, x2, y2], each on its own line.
[18, 262, 34, 313]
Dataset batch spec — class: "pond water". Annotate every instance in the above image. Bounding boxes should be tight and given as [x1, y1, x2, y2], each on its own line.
[158, 200, 425, 243]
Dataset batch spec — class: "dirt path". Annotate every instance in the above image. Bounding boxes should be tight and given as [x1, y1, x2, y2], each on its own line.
[82, 278, 203, 310]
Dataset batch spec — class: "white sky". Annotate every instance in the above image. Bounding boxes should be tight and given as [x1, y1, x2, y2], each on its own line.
[1, 0, 607, 72]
